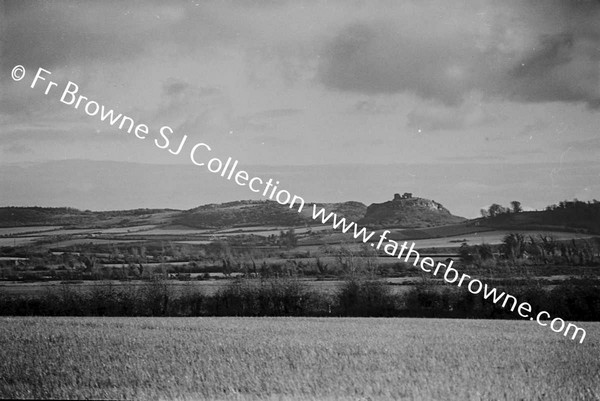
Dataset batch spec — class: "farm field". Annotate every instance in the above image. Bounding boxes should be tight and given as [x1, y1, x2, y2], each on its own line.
[0, 317, 598, 400]
[0, 278, 416, 297]
[37, 238, 141, 248]
[1, 218, 595, 253]
[174, 240, 213, 245]
[0, 226, 63, 236]
[0, 237, 43, 247]
[120, 227, 211, 236]
[85, 225, 159, 234]
[403, 230, 596, 249]
[300, 229, 595, 249]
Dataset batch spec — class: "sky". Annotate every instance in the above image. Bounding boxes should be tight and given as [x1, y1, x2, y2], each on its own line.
[1, 0, 599, 217]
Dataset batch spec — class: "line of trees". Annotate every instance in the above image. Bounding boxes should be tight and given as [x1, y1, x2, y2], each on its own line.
[480, 201, 522, 218]
[1, 276, 599, 321]
[459, 233, 600, 267]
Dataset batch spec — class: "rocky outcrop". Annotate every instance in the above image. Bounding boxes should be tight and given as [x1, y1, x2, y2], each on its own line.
[358, 194, 466, 228]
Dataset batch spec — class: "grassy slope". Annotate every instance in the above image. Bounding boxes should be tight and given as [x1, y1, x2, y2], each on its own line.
[178, 201, 367, 229]
[0, 207, 178, 228]
[0, 201, 368, 230]
[477, 205, 600, 234]
[0, 317, 598, 400]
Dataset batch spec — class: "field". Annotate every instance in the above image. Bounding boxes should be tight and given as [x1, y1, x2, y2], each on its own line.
[0, 226, 63, 236]
[2, 219, 594, 249]
[0, 278, 417, 297]
[0, 317, 598, 400]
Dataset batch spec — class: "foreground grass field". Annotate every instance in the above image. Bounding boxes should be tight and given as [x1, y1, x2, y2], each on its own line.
[0, 317, 598, 400]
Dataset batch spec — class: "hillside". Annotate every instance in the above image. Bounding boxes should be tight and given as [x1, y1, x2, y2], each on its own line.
[0, 207, 87, 227]
[358, 193, 466, 229]
[300, 201, 366, 223]
[0, 201, 368, 230]
[0, 207, 178, 228]
[176, 200, 367, 229]
[477, 201, 600, 234]
[3, 198, 597, 234]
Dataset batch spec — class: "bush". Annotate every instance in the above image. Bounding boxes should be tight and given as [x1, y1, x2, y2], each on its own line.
[210, 277, 317, 316]
[134, 279, 172, 316]
[1, 279, 599, 320]
[336, 278, 399, 316]
[546, 283, 600, 321]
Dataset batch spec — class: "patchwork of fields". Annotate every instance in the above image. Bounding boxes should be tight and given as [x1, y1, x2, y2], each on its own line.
[1, 222, 595, 250]
[0, 317, 598, 400]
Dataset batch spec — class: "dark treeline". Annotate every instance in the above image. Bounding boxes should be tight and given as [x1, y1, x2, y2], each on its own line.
[0, 278, 599, 321]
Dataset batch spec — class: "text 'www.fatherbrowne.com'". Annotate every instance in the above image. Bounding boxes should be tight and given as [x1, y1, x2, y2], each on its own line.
[311, 205, 586, 343]
[13, 65, 587, 344]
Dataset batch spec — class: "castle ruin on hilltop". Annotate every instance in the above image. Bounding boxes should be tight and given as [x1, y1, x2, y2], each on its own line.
[394, 192, 413, 201]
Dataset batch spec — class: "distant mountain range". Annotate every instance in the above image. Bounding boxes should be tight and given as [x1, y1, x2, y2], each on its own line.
[0, 193, 460, 229]
[2, 195, 599, 235]
[159, 194, 466, 229]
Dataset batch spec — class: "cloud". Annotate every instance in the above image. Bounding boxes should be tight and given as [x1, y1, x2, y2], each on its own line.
[230, 109, 302, 134]
[318, 21, 481, 105]
[2, 0, 599, 170]
[507, 32, 600, 107]
[1, 2, 184, 73]
[406, 100, 495, 131]
[153, 79, 231, 136]
[0, 125, 128, 146]
[441, 155, 506, 162]
[317, 1, 600, 107]
[518, 120, 550, 137]
[564, 137, 600, 151]
[250, 134, 296, 147]
[4, 1, 598, 110]
[347, 99, 397, 115]
[250, 109, 301, 119]
[2, 143, 33, 155]
[1, 1, 266, 78]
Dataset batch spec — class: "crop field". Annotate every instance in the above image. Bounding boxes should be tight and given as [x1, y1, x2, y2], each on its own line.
[0, 278, 416, 297]
[0, 226, 63, 236]
[303, 230, 596, 251]
[395, 230, 594, 250]
[2, 220, 594, 255]
[120, 228, 210, 236]
[29, 228, 100, 236]
[174, 240, 214, 245]
[213, 226, 331, 237]
[87, 225, 159, 234]
[0, 237, 43, 247]
[37, 238, 141, 248]
[0, 317, 598, 400]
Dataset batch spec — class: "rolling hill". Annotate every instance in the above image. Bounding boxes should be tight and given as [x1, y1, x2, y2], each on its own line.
[0, 207, 178, 228]
[176, 200, 367, 229]
[358, 193, 466, 229]
[1, 197, 598, 236]
[476, 201, 600, 234]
